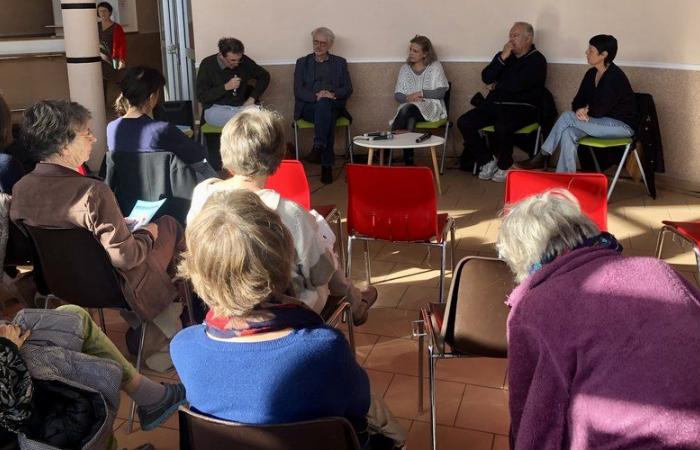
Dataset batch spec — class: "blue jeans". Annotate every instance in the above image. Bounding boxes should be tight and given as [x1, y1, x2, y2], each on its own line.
[300, 98, 343, 166]
[204, 104, 256, 128]
[541, 111, 634, 172]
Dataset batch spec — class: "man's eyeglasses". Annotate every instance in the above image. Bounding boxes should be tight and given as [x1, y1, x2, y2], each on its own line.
[313, 40, 329, 47]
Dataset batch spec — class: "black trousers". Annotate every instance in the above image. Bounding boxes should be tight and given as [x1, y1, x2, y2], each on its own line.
[457, 102, 538, 170]
[391, 104, 425, 162]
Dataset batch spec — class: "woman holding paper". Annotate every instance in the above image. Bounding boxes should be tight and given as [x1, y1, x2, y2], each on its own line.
[10, 101, 185, 342]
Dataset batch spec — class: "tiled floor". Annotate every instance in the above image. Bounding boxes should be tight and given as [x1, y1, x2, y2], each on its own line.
[10, 158, 700, 450]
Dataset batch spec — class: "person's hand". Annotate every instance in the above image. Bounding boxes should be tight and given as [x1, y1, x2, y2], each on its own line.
[0, 324, 30, 349]
[225, 75, 241, 91]
[141, 223, 159, 241]
[315, 90, 335, 100]
[406, 91, 423, 102]
[575, 106, 590, 122]
[242, 97, 256, 107]
[500, 42, 514, 60]
[117, 60, 126, 70]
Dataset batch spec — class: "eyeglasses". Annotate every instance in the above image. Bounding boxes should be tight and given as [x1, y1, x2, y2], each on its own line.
[313, 40, 329, 47]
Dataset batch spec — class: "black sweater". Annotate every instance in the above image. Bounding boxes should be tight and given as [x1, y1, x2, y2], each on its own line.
[571, 63, 638, 129]
[196, 54, 270, 109]
[482, 45, 547, 105]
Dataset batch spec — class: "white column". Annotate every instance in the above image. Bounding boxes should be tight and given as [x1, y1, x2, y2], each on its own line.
[61, 0, 107, 171]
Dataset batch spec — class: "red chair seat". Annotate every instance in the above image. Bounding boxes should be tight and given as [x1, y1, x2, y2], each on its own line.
[662, 221, 700, 246]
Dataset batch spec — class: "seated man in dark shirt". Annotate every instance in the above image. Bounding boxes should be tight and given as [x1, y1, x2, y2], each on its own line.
[196, 37, 270, 128]
[294, 27, 353, 184]
[519, 34, 637, 173]
[457, 22, 547, 182]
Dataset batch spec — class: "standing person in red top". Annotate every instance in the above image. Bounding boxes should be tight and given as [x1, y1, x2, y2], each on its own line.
[97, 2, 127, 105]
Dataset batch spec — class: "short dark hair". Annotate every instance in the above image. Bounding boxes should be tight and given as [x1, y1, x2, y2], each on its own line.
[22, 100, 91, 162]
[218, 37, 244, 56]
[96, 2, 113, 14]
[589, 34, 618, 65]
[116, 66, 165, 113]
[408, 35, 438, 66]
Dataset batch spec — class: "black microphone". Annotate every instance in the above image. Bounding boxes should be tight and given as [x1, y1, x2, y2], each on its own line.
[415, 132, 431, 143]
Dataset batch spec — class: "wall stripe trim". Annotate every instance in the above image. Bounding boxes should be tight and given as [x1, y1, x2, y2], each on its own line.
[61, 3, 97, 9]
[66, 56, 101, 64]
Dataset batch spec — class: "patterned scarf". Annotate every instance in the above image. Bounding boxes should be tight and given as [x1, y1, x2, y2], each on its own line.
[204, 294, 323, 338]
[530, 232, 623, 275]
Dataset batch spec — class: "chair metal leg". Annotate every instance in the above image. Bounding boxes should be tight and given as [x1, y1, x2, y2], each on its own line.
[346, 236, 353, 278]
[363, 239, 371, 285]
[694, 247, 700, 282]
[655, 227, 669, 258]
[450, 221, 456, 272]
[127, 321, 148, 433]
[607, 143, 632, 202]
[293, 123, 300, 160]
[439, 243, 446, 303]
[533, 126, 542, 156]
[332, 210, 346, 274]
[98, 308, 107, 332]
[439, 123, 449, 174]
[182, 280, 196, 326]
[344, 306, 356, 356]
[428, 344, 438, 450]
[346, 124, 354, 163]
[633, 148, 651, 196]
[418, 319, 425, 413]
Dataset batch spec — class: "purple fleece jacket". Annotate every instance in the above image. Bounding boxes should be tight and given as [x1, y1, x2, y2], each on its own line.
[506, 247, 700, 449]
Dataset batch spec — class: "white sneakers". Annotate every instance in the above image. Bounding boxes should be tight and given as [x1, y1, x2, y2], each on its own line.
[477, 160, 509, 183]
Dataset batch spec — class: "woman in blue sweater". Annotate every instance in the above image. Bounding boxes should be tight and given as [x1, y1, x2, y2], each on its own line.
[171, 190, 406, 449]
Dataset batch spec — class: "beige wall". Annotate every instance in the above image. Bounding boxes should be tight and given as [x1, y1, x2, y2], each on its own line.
[192, 0, 700, 66]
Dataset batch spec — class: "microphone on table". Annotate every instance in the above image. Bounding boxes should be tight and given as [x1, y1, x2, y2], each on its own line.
[415, 133, 432, 143]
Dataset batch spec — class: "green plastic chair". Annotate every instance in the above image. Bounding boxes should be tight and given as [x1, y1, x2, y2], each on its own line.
[475, 122, 542, 174]
[200, 123, 223, 135]
[577, 136, 650, 201]
[415, 83, 452, 174]
[293, 117, 352, 161]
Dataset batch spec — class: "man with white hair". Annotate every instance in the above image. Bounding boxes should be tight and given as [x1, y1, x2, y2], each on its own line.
[294, 27, 353, 184]
[456, 22, 547, 182]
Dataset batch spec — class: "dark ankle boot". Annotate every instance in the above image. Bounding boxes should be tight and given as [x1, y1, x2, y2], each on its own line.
[321, 166, 333, 184]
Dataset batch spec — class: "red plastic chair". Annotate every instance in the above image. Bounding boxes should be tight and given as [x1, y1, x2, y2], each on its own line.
[504, 170, 609, 231]
[655, 221, 700, 278]
[265, 160, 344, 270]
[345, 164, 455, 301]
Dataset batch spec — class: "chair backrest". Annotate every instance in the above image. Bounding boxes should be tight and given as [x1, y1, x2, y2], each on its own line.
[5, 220, 32, 267]
[442, 256, 514, 357]
[154, 100, 195, 129]
[346, 164, 438, 241]
[504, 170, 608, 231]
[105, 150, 199, 225]
[178, 406, 361, 450]
[264, 160, 311, 210]
[444, 81, 452, 114]
[19, 223, 129, 310]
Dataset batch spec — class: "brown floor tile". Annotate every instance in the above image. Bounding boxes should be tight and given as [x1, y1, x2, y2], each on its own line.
[435, 357, 508, 389]
[405, 421, 494, 450]
[383, 374, 465, 426]
[397, 285, 439, 311]
[492, 434, 510, 450]
[375, 243, 431, 266]
[454, 384, 510, 435]
[364, 336, 426, 376]
[345, 331, 380, 366]
[356, 308, 419, 338]
[372, 282, 409, 309]
[366, 368, 394, 397]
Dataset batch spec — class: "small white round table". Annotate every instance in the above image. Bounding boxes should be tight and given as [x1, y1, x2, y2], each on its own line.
[352, 132, 445, 194]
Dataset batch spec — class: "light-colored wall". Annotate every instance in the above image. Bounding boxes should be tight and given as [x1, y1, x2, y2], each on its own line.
[0, 0, 54, 38]
[192, 0, 700, 188]
[192, 0, 700, 66]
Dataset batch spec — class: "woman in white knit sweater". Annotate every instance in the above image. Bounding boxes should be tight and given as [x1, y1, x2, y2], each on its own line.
[187, 108, 376, 324]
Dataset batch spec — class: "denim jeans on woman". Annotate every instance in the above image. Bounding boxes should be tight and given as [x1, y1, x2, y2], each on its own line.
[541, 111, 633, 172]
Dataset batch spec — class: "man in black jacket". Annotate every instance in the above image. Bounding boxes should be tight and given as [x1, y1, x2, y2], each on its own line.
[294, 27, 353, 184]
[196, 37, 270, 128]
[457, 22, 547, 182]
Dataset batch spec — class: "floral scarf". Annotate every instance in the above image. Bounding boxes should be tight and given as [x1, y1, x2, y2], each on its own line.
[204, 294, 323, 338]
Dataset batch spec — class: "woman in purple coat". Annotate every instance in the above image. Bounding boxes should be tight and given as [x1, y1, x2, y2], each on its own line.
[496, 189, 700, 449]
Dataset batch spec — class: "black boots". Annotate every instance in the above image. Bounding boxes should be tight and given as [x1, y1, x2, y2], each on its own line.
[321, 166, 333, 184]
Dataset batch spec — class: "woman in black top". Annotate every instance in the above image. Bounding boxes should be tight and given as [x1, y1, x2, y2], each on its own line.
[523, 35, 637, 173]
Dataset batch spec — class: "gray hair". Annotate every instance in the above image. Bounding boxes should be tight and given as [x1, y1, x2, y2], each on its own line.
[496, 189, 599, 282]
[311, 27, 335, 44]
[513, 22, 534, 40]
[220, 108, 285, 176]
[22, 100, 91, 162]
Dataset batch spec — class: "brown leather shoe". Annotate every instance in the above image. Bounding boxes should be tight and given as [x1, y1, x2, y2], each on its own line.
[352, 286, 378, 326]
[516, 152, 548, 170]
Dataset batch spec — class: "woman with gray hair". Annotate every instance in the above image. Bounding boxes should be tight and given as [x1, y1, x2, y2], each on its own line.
[497, 189, 700, 448]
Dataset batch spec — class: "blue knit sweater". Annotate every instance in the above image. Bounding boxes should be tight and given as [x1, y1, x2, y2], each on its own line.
[171, 324, 370, 431]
